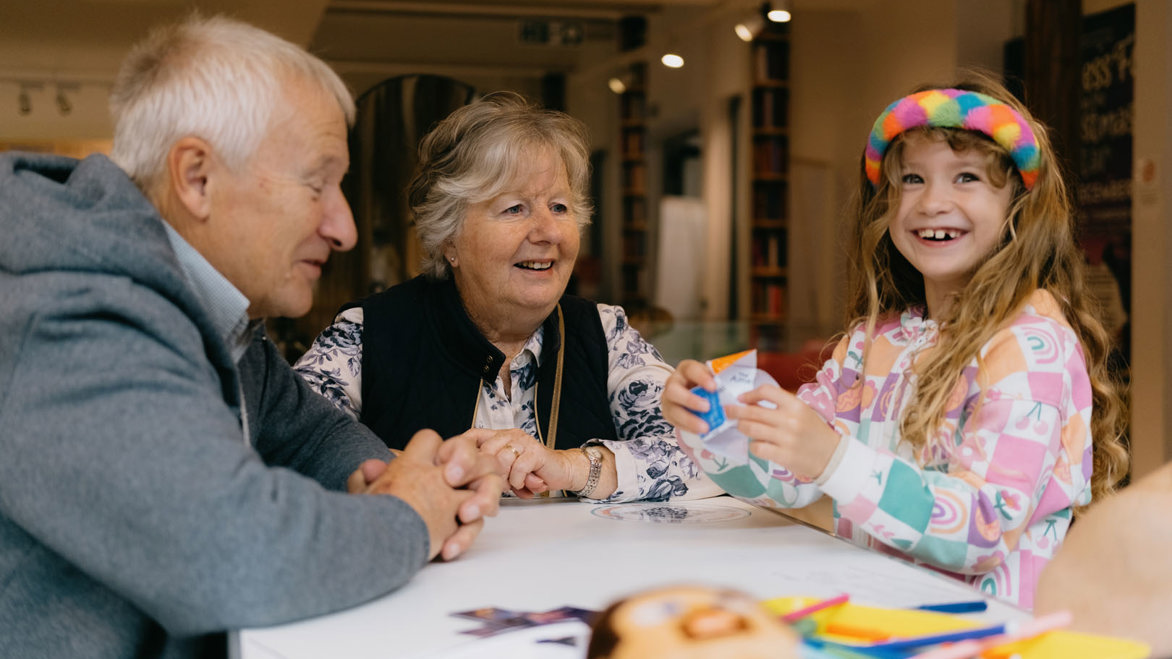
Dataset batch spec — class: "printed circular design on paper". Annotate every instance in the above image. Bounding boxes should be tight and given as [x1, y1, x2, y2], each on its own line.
[591, 502, 751, 524]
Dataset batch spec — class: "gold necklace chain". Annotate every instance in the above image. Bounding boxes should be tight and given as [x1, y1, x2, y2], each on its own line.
[471, 304, 565, 453]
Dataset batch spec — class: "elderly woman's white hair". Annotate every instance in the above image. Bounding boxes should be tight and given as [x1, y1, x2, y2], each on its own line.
[408, 91, 594, 280]
[109, 14, 355, 197]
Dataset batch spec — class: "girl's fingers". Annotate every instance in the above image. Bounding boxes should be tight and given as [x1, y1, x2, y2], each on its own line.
[748, 439, 786, 465]
[724, 402, 778, 426]
[666, 360, 716, 392]
[738, 384, 790, 407]
[667, 409, 709, 435]
[678, 360, 717, 391]
[662, 382, 710, 413]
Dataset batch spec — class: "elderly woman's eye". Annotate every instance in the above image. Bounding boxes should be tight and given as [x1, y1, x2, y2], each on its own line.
[503, 204, 524, 215]
[551, 202, 569, 214]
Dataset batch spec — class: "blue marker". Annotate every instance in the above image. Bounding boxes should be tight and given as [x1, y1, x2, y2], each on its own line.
[861, 621, 1008, 651]
[915, 600, 988, 614]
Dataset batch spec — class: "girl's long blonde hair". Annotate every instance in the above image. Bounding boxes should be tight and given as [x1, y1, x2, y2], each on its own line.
[845, 73, 1128, 503]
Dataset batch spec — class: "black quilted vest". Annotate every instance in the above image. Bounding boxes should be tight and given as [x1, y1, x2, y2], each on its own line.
[349, 276, 618, 451]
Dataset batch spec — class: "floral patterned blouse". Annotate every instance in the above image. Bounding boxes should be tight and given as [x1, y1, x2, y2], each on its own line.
[294, 303, 719, 503]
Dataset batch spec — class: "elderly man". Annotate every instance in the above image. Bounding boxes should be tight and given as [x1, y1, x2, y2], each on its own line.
[0, 14, 502, 659]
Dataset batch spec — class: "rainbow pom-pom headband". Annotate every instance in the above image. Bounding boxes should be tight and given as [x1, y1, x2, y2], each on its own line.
[864, 88, 1040, 190]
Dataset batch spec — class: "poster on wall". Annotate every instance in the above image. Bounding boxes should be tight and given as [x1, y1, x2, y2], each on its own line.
[1078, 2, 1134, 366]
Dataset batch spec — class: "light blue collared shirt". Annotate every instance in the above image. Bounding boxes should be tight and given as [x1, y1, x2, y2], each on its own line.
[161, 222, 253, 364]
[162, 222, 255, 445]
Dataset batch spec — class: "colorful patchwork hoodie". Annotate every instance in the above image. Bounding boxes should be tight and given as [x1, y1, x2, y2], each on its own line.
[687, 289, 1092, 609]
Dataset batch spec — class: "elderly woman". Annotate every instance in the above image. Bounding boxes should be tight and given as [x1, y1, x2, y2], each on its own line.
[295, 91, 716, 502]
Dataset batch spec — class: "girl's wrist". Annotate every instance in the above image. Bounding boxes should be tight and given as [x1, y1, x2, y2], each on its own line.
[814, 431, 849, 486]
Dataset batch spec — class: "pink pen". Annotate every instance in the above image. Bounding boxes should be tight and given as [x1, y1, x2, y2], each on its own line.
[907, 611, 1073, 659]
[780, 593, 850, 623]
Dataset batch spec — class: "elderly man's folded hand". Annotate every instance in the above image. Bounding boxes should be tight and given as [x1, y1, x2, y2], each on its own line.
[359, 430, 504, 561]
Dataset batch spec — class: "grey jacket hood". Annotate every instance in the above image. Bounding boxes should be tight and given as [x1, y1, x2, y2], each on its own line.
[0, 152, 192, 310]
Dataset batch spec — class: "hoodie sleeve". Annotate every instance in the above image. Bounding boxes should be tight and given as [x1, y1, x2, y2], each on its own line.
[0, 273, 430, 635]
[242, 329, 391, 492]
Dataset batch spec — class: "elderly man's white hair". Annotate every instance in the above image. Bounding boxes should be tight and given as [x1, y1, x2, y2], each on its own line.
[109, 14, 355, 194]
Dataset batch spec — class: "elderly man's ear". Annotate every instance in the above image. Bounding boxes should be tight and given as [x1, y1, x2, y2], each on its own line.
[166, 137, 215, 222]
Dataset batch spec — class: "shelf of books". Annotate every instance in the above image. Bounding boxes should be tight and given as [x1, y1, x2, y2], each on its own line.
[748, 22, 789, 331]
[619, 62, 650, 310]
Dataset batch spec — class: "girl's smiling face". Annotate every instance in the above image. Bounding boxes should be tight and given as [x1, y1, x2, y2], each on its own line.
[889, 133, 1015, 318]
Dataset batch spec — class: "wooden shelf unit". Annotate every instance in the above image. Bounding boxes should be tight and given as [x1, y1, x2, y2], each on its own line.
[619, 62, 650, 310]
[748, 24, 790, 325]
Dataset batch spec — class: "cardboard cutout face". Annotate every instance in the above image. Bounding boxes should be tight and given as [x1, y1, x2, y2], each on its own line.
[587, 585, 800, 659]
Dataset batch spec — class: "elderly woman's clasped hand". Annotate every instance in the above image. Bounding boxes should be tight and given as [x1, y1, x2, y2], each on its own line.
[467, 428, 607, 498]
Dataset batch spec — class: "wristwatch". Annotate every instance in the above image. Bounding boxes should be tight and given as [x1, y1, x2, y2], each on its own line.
[574, 446, 603, 499]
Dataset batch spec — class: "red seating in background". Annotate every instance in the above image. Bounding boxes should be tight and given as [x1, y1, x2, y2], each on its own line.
[756, 339, 834, 392]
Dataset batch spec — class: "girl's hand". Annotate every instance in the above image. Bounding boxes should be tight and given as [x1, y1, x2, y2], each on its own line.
[661, 359, 718, 434]
[724, 385, 842, 479]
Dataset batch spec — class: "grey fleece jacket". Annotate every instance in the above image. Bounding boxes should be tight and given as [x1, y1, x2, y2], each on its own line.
[0, 152, 431, 658]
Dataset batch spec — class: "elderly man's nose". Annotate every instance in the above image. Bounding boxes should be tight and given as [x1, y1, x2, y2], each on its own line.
[323, 191, 357, 251]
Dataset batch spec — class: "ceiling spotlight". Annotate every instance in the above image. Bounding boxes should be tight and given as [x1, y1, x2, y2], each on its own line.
[767, 0, 792, 22]
[767, 8, 791, 22]
[608, 70, 635, 94]
[734, 13, 765, 42]
[661, 52, 685, 69]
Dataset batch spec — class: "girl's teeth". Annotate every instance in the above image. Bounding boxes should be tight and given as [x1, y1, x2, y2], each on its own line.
[918, 229, 957, 240]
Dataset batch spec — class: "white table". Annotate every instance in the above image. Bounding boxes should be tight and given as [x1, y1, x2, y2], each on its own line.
[234, 496, 1026, 659]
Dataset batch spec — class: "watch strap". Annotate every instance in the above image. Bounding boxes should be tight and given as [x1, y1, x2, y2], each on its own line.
[574, 446, 602, 498]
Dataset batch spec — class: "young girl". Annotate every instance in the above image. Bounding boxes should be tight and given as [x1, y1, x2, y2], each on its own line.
[662, 75, 1129, 609]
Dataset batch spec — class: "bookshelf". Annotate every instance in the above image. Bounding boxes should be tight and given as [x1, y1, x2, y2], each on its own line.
[619, 61, 650, 310]
[748, 23, 790, 327]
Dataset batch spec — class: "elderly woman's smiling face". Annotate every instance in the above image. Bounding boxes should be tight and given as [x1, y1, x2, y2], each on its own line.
[445, 148, 580, 337]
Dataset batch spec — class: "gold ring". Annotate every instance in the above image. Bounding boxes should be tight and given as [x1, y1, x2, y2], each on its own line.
[505, 444, 521, 458]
